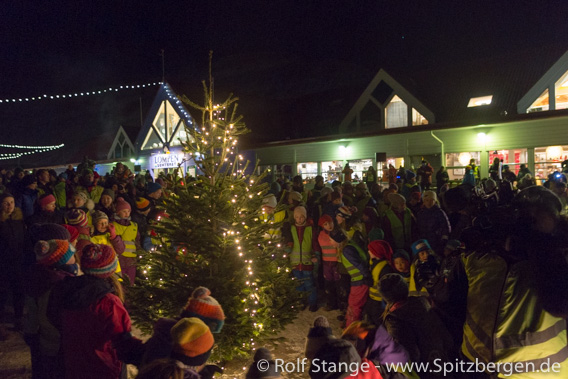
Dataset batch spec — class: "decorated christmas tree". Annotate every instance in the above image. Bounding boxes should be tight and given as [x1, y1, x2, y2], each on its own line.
[129, 58, 300, 361]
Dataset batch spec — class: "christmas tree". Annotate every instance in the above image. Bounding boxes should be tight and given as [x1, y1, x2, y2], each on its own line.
[129, 57, 300, 361]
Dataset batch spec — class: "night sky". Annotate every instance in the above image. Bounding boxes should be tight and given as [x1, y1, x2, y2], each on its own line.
[0, 1, 566, 151]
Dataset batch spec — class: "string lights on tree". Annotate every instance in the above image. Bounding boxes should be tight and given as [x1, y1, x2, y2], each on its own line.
[128, 53, 299, 363]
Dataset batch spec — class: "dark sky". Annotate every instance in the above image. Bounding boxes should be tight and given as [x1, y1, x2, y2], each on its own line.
[0, 1, 566, 149]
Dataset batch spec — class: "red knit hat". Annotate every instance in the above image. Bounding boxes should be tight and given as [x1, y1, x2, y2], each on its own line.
[61, 224, 79, 243]
[368, 240, 393, 264]
[38, 194, 56, 208]
[182, 287, 225, 333]
[80, 243, 118, 278]
[318, 214, 333, 228]
[115, 197, 131, 212]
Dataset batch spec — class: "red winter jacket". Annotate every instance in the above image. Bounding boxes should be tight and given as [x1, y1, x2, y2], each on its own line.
[48, 276, 142, 379]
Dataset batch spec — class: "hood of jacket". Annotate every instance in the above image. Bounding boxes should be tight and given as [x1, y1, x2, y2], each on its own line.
[58, 275, 114, 310]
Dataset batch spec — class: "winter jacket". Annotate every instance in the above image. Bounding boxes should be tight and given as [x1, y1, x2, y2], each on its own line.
[17, 187, 38, 219]
[383, 296, 454, 366]
[0, 207, 31, 267]
[48, 275, 143, 379]
[416, 205, 451, 254]
[76, 184, 105, 204]
[26, 209, 65, 226]
[23, 264, 74, 356]
[341, 241, 371, 286]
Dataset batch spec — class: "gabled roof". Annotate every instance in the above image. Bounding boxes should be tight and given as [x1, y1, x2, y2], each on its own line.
[134, 82, 196, 152]
[107, 125, 136, 160]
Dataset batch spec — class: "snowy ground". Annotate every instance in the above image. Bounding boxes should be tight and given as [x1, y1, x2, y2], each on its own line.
[0, 307, 343, 379]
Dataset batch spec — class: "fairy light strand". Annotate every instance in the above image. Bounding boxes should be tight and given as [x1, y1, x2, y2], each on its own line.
[0, 82, 162, 104]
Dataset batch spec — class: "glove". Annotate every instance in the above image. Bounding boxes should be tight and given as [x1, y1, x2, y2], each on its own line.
[199, 364, 223, 379]
[107, 223, 117, 239]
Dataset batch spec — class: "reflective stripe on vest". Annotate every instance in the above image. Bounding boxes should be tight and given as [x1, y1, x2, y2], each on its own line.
[408, 264, 428, 297]
[341, 241, 368, 282]
[369, 259, 388, 301]
[461, 252, 568, 376]
[112, 221, 138, 258]
[290, 225, 313, 266]
[385, 209, 412, 249]
[318, 232, 338, 262]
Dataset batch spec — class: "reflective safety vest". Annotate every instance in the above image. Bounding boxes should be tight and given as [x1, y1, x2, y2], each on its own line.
[385, 208, 412, 249]
[341, 241, 368, 283]
[261, 210, 286, 240]
[408, 264, 428, 297]
[369, 259, 389, 301]
[290, 225, 313, 268]
[318, 231, 339, 262]
[112, 221, 138, 258]
[461, 252, 568, 378]
[89, 233, 122, 275]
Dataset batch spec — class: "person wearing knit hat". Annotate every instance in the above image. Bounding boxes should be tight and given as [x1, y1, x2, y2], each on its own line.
[305, 316, 334, 361]
[411, 239, 433, 262]
[365, 239, 395, 326]
[287, 190, 303, 204]
[26, 193, 67, 226]
[25, 238, 79, 377]
[135, 197, 151, 214]
[247, 347, 281, 378]
[112, 197, 139, 285]
[286, 204, 319, 312]
[181, 287, 225, 333]
[309, 338, 361, 379]
[146, 181, 163, 199]
[335, 206, 351, 220]
[170, 317, 215, 370]
[393, 249, 410, 275]
[382, 192, 416, 252]
[61, 224, 80, 246]
[368, 228, 384, 242]
[262, 194, 278, 210]
[88, 210, 126, 279]
[66, 208, 88, 228]
[47, 241, 143, 378]
[318, 213, 341, 310]
[29, 223, 71, 244]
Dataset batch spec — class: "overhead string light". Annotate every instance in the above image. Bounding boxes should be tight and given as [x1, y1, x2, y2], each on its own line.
[0, 82, 163, 104]
[0, 143, 64, 161]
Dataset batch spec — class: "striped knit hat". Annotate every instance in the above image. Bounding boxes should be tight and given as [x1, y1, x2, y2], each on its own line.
[135, 197, 151, 212]
[182, 287, 225, 333]
[35, 239, 76, 267]
[66, 209, 88, 228]
[80, 243, 118, 278]
[170, 317, 215, 366]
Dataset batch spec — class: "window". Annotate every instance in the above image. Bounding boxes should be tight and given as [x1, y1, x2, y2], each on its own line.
[412, 109, 428, 125]
[347, 159, 373, 183]
[385, 95, 408, 128]
[143, 100, 183, 150]
[555, 71, 568, 110]
[445, 152, 480, 180]
[322, 161, 343, 183]
[527, 89, 549, 113]
[467, 96, 493, 107]
[297, 162, 318, 181]
[489, 149, 528, 176]
[141, 126, 165, 151]
[535, 146, 568, 181]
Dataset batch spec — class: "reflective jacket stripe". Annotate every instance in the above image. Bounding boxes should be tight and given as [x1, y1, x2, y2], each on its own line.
[369, 260, 388, 301]
[291, 226, 313, 266]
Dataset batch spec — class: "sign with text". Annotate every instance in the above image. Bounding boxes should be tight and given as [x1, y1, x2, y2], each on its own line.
[151, 153, 185, 169]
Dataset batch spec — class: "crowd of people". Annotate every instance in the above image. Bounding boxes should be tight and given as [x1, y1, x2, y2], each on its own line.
[1, 158, 568, 378]
[258, 164, 568, 378]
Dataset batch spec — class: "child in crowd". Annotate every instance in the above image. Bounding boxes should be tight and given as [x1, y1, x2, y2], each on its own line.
[411, 239, 438, 296]
[24, 238, 78, 378]
[47, 243, 144, 378]
[304, 315, 334, 361]
[28, 194, 65, 225]
[95, 189, 116, 218]
[69, 190, 94, 224]
[365, 238, 395, 327]
[65, 209, 91, 241]
[392, 249, 411, 279]
[246, 348, 280, 378]
[112, 198, 140, 285]
[142, 287, 225, 366]
[317, 214, 341, 310]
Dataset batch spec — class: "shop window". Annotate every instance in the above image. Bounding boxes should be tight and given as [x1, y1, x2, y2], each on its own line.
[535, 146, 568, 181]
[555, 71, 568, 110]
[488, 149, 527, 176]
[347, 159, 373, 183]
[322, 161, 343, 183]
[297, 162, 318, 182]
[445, 152, 481, 181]
[527, 89, 549, 113]
[385, 95, 408, 128]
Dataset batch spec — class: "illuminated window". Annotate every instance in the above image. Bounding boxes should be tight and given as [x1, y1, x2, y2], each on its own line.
[467, 96, 493, 107]
[527, 89, 549, 113]
[555, 71, 568, 110]
[445, 152, 481, 180]
[297, 162, 318, 181]
[535, 146, 568, 181]
[412, 109, 428, 125]
[385, 95, 408, 128]
[322, 161, 342, 182]
[347, 159, 373, 182]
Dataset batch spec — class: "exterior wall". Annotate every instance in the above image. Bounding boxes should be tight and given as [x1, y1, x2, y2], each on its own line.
[253, 114, 568, 180]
